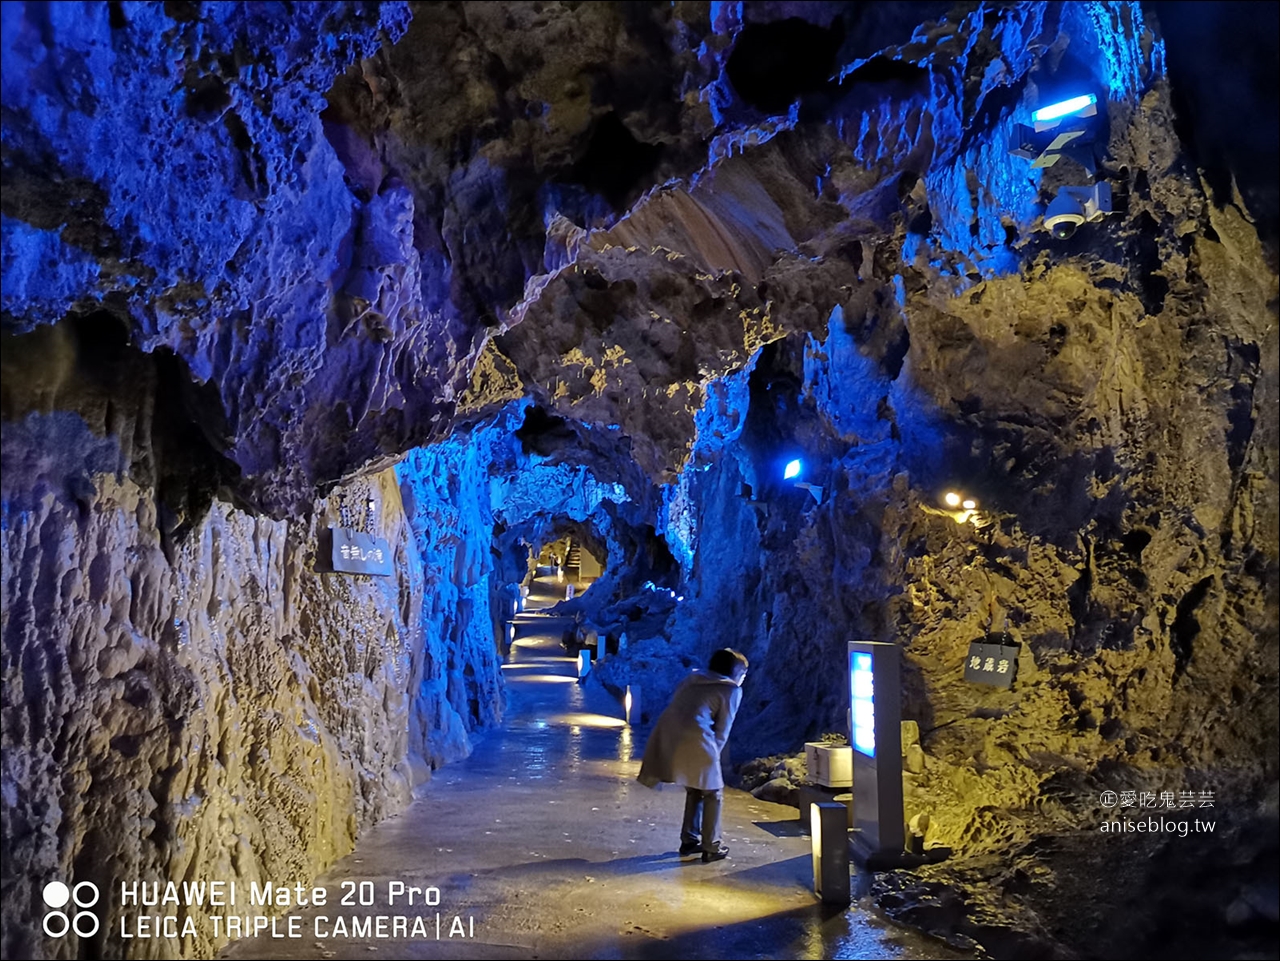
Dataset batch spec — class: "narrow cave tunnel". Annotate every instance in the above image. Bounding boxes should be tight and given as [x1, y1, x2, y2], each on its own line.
[1, 3, 1277, 961]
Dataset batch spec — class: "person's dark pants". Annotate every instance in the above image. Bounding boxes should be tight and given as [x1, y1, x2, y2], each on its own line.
[681, 787, 724, 852]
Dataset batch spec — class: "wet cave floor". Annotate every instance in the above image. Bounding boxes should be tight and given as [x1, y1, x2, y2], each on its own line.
[223, 574, 970, 960]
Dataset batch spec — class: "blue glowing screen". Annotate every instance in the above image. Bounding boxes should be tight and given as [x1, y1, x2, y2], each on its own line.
[1032, 94, 1097, 123]
[851, 651, 875, 757]
[784, 459, 802, 480]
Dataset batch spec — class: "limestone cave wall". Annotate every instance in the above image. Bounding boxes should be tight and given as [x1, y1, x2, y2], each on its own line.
[2, 422, 403, 959]
[0, 362, 517, 960]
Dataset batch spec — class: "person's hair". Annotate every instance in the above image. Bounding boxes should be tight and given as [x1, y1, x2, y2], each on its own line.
[709, 648, 749, 678]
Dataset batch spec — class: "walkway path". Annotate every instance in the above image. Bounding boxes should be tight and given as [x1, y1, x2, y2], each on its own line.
[224, 575, 962, 960]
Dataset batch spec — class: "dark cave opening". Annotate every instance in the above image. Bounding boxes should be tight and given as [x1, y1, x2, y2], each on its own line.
[0, 312, 241, 542]
[562, 111, 664, 212]
[1128, 211, 1170, 315]
[183, 72, 231, 120]
[513, 405, 578, 457]
[725, 17, 846, 115]
[1151, 0, 1280, 247]
[1171, 576, 1215, 673]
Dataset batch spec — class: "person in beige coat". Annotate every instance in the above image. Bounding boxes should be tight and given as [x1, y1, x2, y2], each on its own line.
[637, 649, 749, 862]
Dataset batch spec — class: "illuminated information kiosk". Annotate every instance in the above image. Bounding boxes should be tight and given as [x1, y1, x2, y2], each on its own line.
[848, 641, 905, 866]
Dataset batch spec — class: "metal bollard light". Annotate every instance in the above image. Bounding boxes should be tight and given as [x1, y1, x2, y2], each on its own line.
[624, 684, 640, 725]
[811, 801, 851, 904]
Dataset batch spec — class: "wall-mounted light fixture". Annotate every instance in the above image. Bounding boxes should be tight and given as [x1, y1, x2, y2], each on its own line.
[940, 490, 980, 524]
[784, 458, 824, 503]
[795, 482, 824, 504]
[1009, 93, 1101, 173]
[1034, 94, 1095, 127]
[1032, 93, 1098, 128]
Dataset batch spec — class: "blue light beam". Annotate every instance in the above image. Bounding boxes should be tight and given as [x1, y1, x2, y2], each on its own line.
[784, 459, 802, 480]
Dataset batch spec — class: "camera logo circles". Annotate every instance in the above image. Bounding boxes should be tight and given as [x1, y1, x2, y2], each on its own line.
[43, 880, 100, 938]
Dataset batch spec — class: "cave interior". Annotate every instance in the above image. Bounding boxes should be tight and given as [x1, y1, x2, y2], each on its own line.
[1, 1, 1277, 959]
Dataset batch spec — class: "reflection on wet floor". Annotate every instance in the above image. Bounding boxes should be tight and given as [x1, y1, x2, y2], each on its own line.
[498, 627, 633, 785]
[224, 574, 972, 961]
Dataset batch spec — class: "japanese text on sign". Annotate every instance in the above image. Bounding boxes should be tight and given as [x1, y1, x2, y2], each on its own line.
[330, 528, 394, 576]
[963, 635, 1019, 688]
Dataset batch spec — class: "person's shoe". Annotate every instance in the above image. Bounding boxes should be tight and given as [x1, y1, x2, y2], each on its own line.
[701, 845, 730, 863]
[678, 841, 702, 857]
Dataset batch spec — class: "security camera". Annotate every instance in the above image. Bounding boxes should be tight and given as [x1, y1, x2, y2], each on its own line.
[1043, 183, 1111, 239]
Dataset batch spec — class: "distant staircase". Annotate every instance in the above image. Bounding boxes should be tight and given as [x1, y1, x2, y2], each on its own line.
[566, 541, 582, 577]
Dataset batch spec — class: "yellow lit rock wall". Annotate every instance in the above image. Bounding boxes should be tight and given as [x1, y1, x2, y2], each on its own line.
[1, 454, 428, 960]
